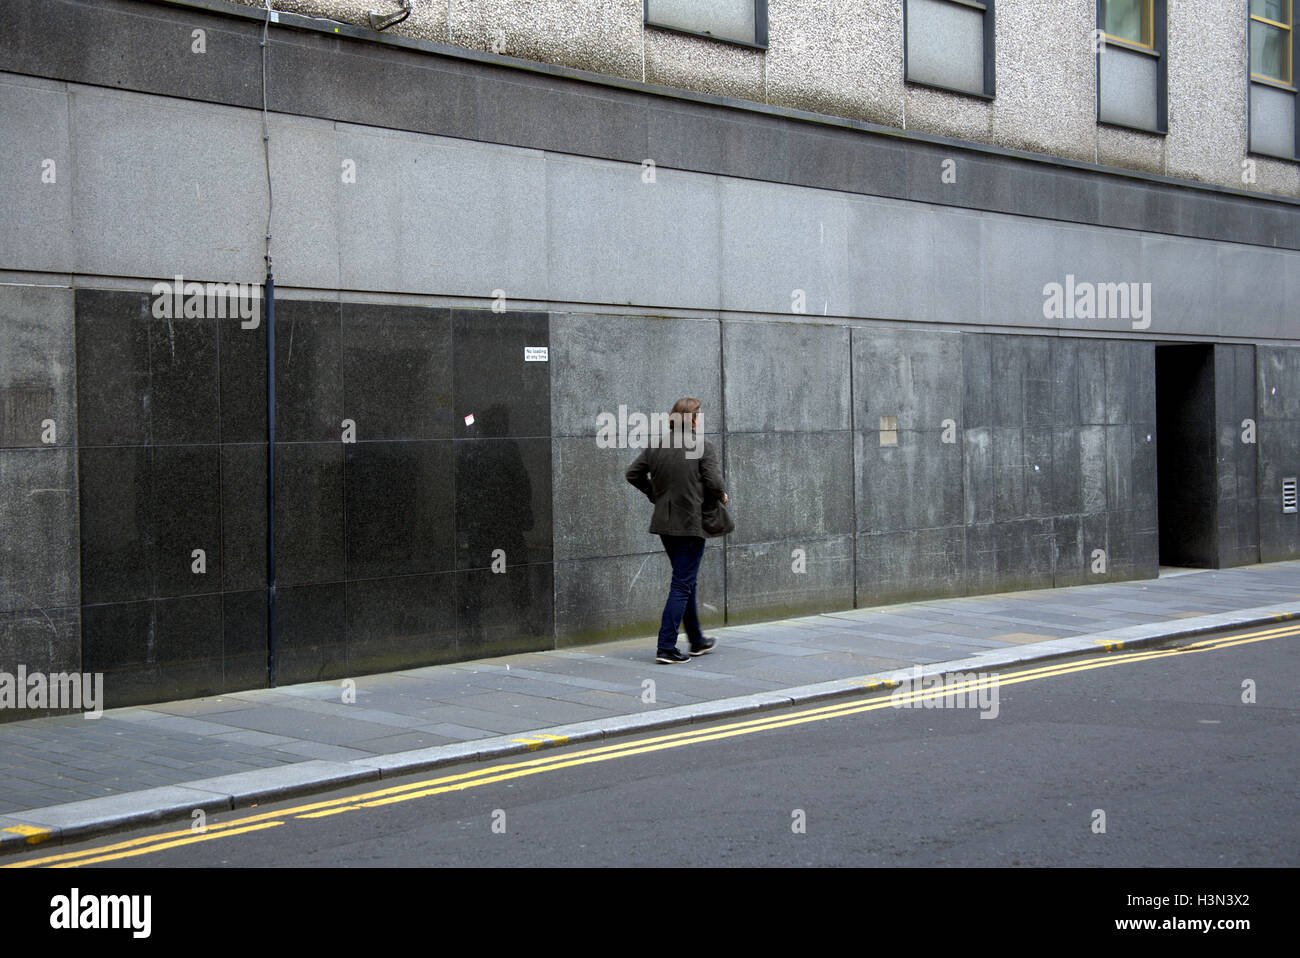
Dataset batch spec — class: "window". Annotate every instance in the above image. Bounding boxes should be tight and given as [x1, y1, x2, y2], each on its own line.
[1103, 0, 1152, 48]
[904, 0, 996, 99]
[644, 0, 768, 49]
[1250, 0, 1292, 84]
[1096, 0, 1167, 134]
[1247, 0, 1298, 159]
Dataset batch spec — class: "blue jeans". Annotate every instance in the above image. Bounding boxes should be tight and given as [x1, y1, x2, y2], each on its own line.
[657, 535, 706, 651]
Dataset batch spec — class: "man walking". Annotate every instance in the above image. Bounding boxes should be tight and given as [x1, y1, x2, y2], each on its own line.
[625, 397, 728, 663]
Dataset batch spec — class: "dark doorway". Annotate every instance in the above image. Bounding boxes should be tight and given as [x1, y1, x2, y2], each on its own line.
[1155, 344, 1217, 567]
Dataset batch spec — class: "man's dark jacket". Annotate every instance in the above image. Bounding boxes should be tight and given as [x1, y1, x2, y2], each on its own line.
[626, 438, 725, 539]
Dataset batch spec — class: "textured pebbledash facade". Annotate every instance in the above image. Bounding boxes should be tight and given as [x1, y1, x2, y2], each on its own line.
[0, 0, 1297, 715]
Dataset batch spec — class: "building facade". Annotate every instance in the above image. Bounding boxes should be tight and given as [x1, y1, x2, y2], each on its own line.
[1, 0, 1297, 715]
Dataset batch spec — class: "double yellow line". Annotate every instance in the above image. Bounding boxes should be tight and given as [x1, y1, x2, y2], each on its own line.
[7, 620, 1296, 868]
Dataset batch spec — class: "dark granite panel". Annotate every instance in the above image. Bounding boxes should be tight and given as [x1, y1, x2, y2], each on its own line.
[274, 441, 345, 587]
[220, 443, 267, 592]
[218, 313, 267, 445]
[453, 309, 550, 440]
[275, 582, 347, 685]
[74, 289, 150, 446]
[1105, 424, 1135, 515]
[274, 300, 342, 443]
[0, 0, 264, 108]
[725, 536, 855, 623]
[222, 588, 267, 692]
[151, 444, 221, 598]
[992, 427, 1025, 521]
[1051, 428, 1082, 516]
[470, 68, 649, 162]
[345, 573, 458, 672]
[1104, 340, 1137, 425]
[456, 562, 554, 659]
[990, 336, 1025, 427]
[346, 440, 455, 579]
[78, 445, 151, 604]
[1077, 340, 1108, 425]
[80, 599, 152, 673]
[1131, 425, 1158, 517]
[1050, 339, 1081, 426]
[857, 430, 963, 534]
[858, 526, 965, 605]
[1052, 515, 1085, 586]
[785, 125, 855, 194]
[1023, 427, 1054, 518]
[342, 303, 453, 441]
[964, 522, 999, 595]
[455, 436, 552, 570]
[150, 313, 218, 445]
[647, 102, 728, 175]
[1024, 338, 1053, 428]
[270, 34, 479, 140]
[962, 333, 994, 429]
[963, 427, 994, 525]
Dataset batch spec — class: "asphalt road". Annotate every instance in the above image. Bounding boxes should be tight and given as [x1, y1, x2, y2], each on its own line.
[8, 623, 1298, 869]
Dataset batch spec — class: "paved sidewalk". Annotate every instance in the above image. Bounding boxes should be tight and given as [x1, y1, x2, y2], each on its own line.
[2, 561, 1298, 853]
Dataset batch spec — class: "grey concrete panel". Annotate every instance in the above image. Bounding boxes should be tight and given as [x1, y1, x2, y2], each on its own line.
[1052, 515, 1086, 587]
[720, 178, 849, 317]
[929, 207, 983, 325]
[0, 448, 79, 613]
[267, 114, 341, 291]
[556, 436, 664, 561]
[549, 312, 721, 439]
[1220, 244, 1292, 342]
[1139, 235, 1220, 338]
[724, 322, 850, 433]
[727, 432, 854, 544]
[70, 87, 266, 282]
[337, 126, 548, 298]
[725, 536, 854, 623]
[548, 154, 720, 310]
[554, 551, 724, 645]
[0, 607, 80, 691]
[858, 525, 965, 605]
[0, 75, 74, 273]
[0, 285, 75, 449]
[852, 325, 963, 432]
[856, 429, 964, 534]
[845, 197, 932, 323]
[990, 335, 1026, 427]
[1105, 339, 1137, 425]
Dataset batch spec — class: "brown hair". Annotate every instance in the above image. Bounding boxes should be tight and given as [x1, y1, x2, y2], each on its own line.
[668, 397, 701, 430]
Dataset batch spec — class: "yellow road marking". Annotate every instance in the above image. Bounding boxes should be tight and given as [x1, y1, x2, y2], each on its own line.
[48, 821, 285, 868]
[2, 824, 51, 845]
[10, 622, 1297, 867]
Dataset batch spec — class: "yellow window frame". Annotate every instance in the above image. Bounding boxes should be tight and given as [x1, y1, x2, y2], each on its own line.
[1250, 0, 1293, 85]
[1103, 0, 1154, 50]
